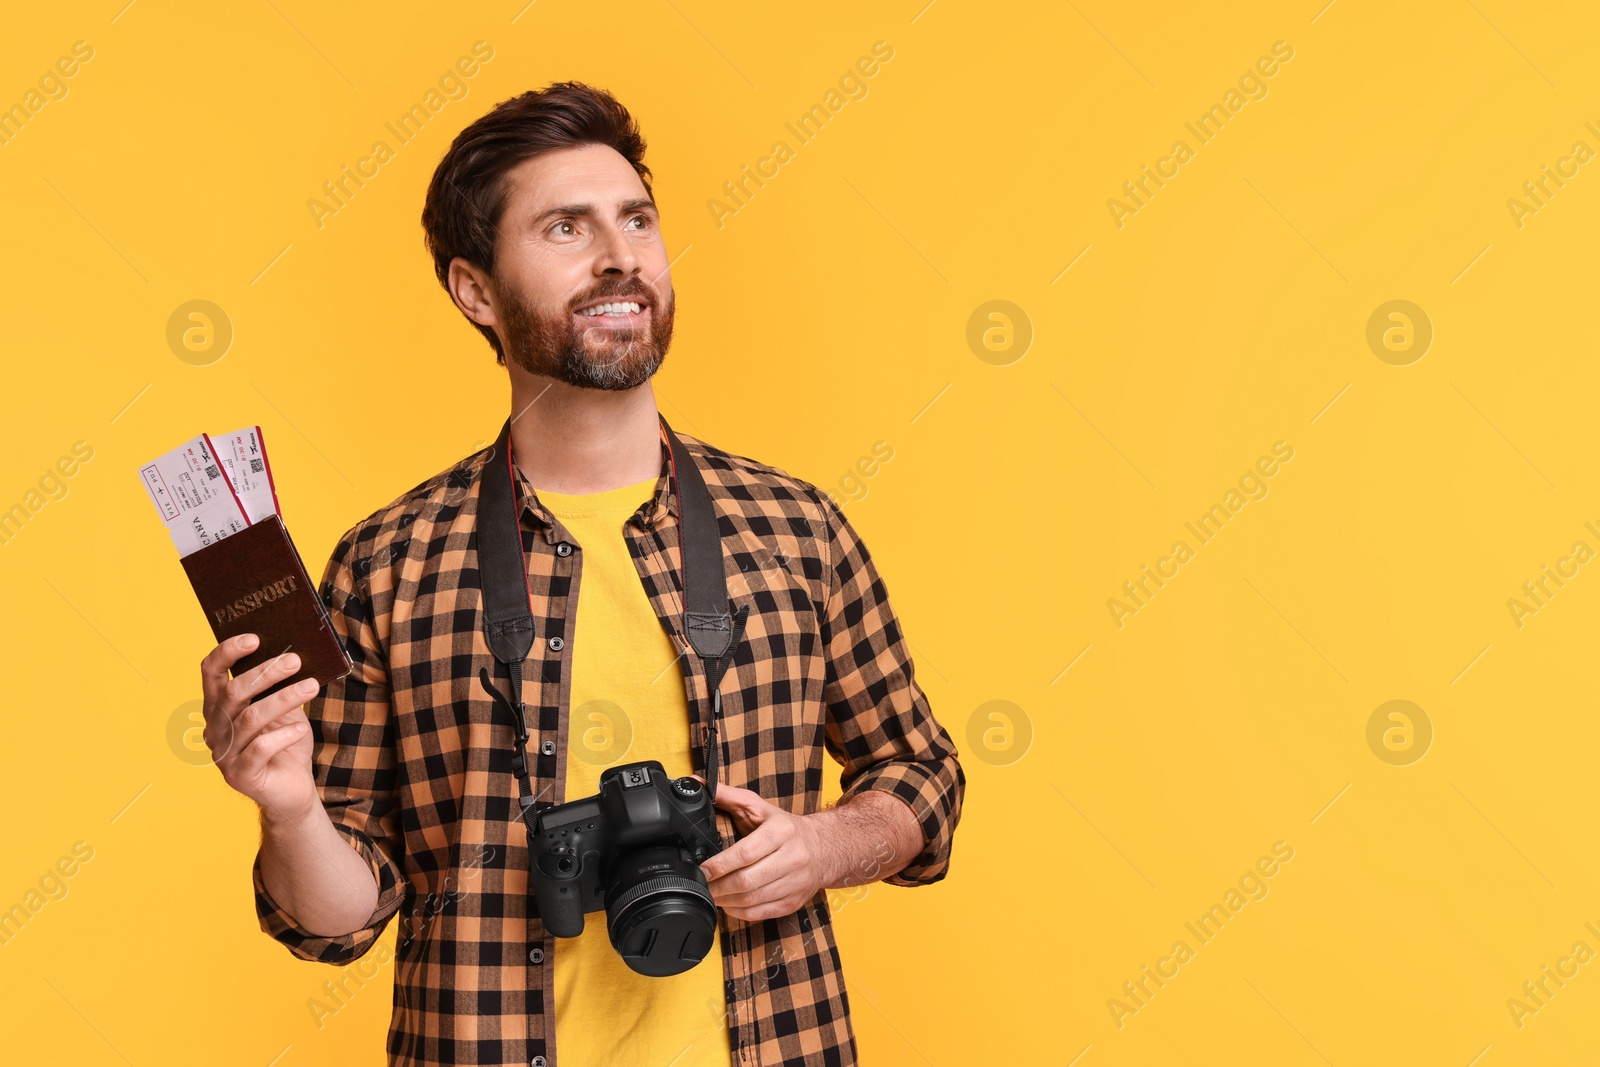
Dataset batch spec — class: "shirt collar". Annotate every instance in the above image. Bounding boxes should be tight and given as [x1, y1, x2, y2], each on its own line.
[508, 433, 677, 539]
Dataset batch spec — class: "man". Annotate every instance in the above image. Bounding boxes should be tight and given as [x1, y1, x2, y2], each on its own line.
[198, 81, 964, 1067]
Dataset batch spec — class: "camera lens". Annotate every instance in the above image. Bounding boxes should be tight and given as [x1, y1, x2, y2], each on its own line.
[605, 844, 717, 977]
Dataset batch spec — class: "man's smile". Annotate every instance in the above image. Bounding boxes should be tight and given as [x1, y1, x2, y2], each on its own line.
[574, 297, 651, 328]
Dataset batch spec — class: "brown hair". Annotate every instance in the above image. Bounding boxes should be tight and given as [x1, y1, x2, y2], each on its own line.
[421, 81, 654, 362]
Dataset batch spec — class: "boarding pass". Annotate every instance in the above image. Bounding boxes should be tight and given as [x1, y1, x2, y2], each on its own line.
[139, 430, 279, 557]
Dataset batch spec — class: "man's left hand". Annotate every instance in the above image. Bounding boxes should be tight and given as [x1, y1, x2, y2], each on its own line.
[697, 780, 834, 922]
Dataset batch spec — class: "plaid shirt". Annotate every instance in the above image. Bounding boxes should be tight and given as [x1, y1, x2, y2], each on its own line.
[251, 426, 966, 1067]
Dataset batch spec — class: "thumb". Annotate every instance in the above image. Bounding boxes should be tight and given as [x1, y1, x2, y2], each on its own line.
[708, 782, 769, 818]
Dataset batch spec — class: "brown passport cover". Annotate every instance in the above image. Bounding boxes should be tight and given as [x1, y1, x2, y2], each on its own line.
[178, 515, 352, 700]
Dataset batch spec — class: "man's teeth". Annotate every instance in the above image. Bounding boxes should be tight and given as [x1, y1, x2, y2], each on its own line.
[578, 301, 642, 316]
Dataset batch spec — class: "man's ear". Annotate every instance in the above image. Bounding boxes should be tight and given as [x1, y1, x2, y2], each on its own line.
[447, 257, 498, 330]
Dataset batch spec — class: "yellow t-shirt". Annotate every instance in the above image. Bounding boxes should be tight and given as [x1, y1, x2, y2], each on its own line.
[538, 475, 732, 1067]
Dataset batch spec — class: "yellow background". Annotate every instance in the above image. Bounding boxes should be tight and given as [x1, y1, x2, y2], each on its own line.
[2, 1, 1597, 1063]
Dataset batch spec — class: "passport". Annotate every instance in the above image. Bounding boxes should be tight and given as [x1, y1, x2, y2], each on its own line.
[178, 514, 351, 700]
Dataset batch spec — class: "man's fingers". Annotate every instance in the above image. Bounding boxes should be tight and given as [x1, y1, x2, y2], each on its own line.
[707, 848, 791, 901]
[720, 886, 811, 921]
[226, 680, 318, 757]
[710, 784, 773, 836]
[200, 634, 260, 711]
[713, 868, 810, 910]
[229, 720, 309, 785]
[701, 820, 783, 882]
[220, 652, 306, 722]
[710, 783, 767, 814]
[724, 902, 802, 922]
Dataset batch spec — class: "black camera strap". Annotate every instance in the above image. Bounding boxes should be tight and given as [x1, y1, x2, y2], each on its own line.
[475, 414, 749, 840]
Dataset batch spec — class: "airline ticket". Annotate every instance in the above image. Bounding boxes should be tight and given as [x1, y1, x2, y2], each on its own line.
[138, 433, 252, 557]
[214, 425, 281, 524]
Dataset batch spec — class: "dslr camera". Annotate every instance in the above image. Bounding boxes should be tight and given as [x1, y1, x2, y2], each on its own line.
[531, 760, 726, 977]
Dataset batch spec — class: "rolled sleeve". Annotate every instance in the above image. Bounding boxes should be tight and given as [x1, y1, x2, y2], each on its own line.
[252, 528, 407, 963]
[811, 489, 965, 887]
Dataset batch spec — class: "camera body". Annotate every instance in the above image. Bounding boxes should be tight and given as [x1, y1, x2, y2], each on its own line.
[531, 760, 726, 976]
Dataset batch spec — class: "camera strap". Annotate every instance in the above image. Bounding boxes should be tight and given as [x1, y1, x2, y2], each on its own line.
[475, 414, 749, 839]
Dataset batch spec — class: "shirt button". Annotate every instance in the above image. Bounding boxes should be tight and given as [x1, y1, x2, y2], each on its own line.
[532, 1058, 547, 1067]
[529, 947, 544, 964]
[556, 542, 573, 557]
[541, 740, 555, 757]
[548, 636, 564, 651]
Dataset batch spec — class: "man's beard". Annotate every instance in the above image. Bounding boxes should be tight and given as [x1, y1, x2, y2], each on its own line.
[496, 276, 675, 390]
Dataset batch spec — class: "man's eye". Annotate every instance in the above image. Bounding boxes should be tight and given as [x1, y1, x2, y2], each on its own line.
[628, 215, 651, 230]
[552, 221, 576, 236]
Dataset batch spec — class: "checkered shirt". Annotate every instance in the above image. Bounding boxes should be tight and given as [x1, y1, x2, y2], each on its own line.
[251, 427, 965, 1066]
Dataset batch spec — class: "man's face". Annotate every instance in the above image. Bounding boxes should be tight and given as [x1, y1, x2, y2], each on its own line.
[486, 143, 675, 390]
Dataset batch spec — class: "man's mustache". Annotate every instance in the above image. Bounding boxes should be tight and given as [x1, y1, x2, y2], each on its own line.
[567, 281, 655, 312]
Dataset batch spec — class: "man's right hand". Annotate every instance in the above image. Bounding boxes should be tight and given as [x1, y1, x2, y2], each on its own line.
[200, 633, 322, 823]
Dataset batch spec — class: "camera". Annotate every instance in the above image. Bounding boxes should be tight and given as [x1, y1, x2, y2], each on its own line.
[531, 760, 726, 977]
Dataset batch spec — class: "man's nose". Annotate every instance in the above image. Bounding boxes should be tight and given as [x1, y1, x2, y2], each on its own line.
[594, 220, 639, 276]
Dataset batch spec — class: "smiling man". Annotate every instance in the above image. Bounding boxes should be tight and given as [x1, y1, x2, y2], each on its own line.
[197, 81, 964, 1067]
